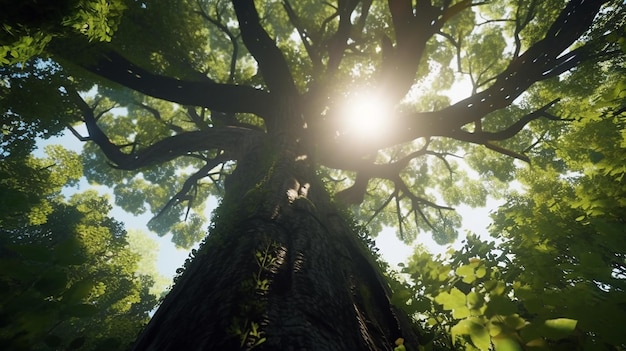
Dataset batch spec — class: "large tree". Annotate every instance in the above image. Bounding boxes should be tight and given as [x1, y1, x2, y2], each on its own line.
[2, 0, 624, 350]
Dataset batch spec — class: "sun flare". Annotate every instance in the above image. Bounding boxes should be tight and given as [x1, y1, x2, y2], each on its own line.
[340, 91, 391, 139]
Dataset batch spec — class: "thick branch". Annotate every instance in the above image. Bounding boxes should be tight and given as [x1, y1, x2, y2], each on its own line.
[453, 99, 561, 144]
[381, 0, 476, 101]
[373, 0, 609, 150]
[335, 172, 370, 205]
[392, 174, 454, 211]
[78, 50, 275, 118]
[232, 0, 297, 95]
[332, 143, 435, 205]
[104, 127, 258, 170]
[69, 88, 261, 170]
[326, 0, 359, 74]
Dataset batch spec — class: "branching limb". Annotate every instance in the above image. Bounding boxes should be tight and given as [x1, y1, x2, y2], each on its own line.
[382, 0, 477, 102]
[326, 0, 360, 74]
[132, 100, 185, 134]
[196, 0, 239, 84]
[152, 153, 231, 220]
[186, 107, 210, 130]
[67, 125, 89, 142]
[455, 98, 562, 142]
[444, 99, 562, 162]
[513, 0, 537, 59]
[364, 190, 397, 227]
[392, 173, 454, 236]
[68, 88, 259, 170]
[335, 172, 370, 204]
[377, 0, 609, 152]
[392, 174, 454, 212]
[282, 0, 322, 72]
[77, 49, 275, 118]
[105, 127, 256, 170]
[232, 0, 297, 95]
[395, 194, 404, 239]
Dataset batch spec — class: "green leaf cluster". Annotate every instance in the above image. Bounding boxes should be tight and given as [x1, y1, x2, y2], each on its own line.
[0, 147, 160, 350]
[395, 93, 626, 350]
[0, 0, 126, 65]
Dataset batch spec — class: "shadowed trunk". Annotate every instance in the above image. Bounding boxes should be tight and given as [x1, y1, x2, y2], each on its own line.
[131, 137, 421, 350]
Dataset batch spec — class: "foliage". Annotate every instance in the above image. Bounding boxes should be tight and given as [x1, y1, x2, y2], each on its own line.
[0, 59, 85, 159]
[396, 94, 626, 349]
[0, 148, 161, 350]
[0, 0, 126, 65]
[1, 0, 625, 349]
[0, 145, 82, 226]
[1, 0, 621, 248]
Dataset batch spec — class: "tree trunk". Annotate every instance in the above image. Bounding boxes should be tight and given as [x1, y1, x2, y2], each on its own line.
[131, 137, 421, 351]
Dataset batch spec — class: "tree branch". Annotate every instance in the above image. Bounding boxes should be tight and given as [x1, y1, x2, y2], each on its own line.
[79, 50, 276, 119]
[375, 0, 608, 150]
[152, 153, 231, 220]
[335, 172, 370, 204]
[282, 0, 322, 72]
[69, 88, 260, 170]
[132, 100, 185, 134]
[382, 0, 473, 102]
[196, 0, 240, 84]
[326, 0, 359, 74]
[232, 0, 297, 95]
[453, 98, 562, 142]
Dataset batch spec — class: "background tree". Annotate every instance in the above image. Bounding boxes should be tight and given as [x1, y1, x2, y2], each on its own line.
[0, 145, 162, 350]
[1, 0, 624, 350]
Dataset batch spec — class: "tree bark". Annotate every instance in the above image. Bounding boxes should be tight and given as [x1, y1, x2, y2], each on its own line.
[131, 137, 421, 351]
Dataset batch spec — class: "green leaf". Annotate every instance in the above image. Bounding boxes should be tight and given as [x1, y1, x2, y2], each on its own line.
[475, 266, 487, 279]
[469, 322, 491, 351]
[503, 315, 526, 330]
[467, 291, 485, 309]
[521, 319, 578, 342]
[492, 335, 523, 351]
[456, 264, 476, 283]
[391, 288, 413, 306]
[485, 281, 506, 296]
[543, 318, 577, 339]
[434, 288, 466, 311]
[451, 318, 491, 351]
[453, 306, 471, 319]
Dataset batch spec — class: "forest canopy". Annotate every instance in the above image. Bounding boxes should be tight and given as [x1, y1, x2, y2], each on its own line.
[1, 0, 625, 350]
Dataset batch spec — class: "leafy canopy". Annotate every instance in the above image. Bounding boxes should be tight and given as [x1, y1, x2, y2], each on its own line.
[1, 0, 625, 350]
[2, 0, 620, 247]
[0, 148, 162, 350]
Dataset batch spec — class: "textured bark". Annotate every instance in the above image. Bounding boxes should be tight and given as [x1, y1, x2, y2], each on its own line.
[132, 137, 420, 351]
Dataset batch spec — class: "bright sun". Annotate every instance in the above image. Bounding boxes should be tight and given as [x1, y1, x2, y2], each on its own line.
[340, 91, 391, 139]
